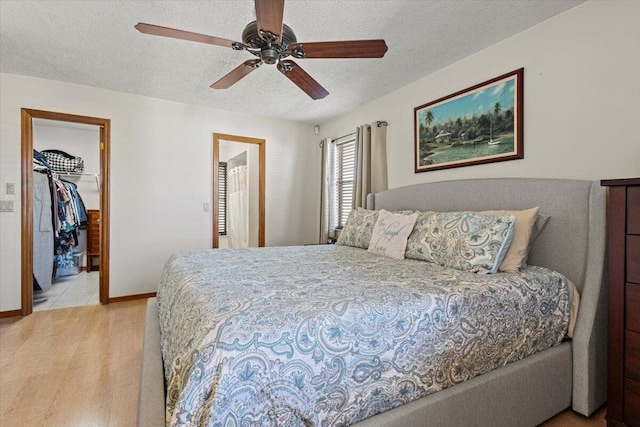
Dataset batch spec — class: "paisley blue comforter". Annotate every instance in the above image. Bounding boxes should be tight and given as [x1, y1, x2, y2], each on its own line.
[157, 245, 570, 426]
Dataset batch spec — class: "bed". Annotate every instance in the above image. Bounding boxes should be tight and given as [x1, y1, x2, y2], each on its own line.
[138, 178, 607, 427]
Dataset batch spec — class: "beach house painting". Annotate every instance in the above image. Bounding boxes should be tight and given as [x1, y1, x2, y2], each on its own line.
[414, 68, 524, 173]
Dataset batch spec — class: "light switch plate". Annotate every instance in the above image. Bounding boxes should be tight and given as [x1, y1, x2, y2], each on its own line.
[203, 202, 210, 212]
[0, 200, 15, 212]
[6, 183, 16, 195]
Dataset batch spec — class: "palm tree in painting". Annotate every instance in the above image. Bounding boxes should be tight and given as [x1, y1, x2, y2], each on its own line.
[489, 102, 503, 145]
[420, 110, 435, 143]
[493, 102, 502, 133]
[423, 110, 434, 128]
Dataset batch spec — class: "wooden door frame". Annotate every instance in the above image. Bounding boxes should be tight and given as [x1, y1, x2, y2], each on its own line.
[21, 108, 111, 315]
[212, 133, 265, 248]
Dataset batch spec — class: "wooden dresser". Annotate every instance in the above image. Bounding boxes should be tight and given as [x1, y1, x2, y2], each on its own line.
[86, 209, 100, 272]
[602, 178, 640, 427]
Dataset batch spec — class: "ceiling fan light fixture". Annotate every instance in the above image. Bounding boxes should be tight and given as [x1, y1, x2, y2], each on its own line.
[261, 47, 280, 64]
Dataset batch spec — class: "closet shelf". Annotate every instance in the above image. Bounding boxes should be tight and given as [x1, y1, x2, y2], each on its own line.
[52, 172, 100, 190]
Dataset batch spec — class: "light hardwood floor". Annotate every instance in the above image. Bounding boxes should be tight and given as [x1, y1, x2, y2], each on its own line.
[0, 299, 606, 426]
[0, 300, 144, 426]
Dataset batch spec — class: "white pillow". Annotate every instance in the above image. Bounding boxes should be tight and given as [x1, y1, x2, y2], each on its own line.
[367, 210, 419, 260]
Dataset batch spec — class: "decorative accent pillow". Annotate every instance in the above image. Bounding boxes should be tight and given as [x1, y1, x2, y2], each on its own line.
[479, 207, 539, 273]
[405, 211, 516, 274]
[336, 208, 380, 248]
[367, 210, 419, 259]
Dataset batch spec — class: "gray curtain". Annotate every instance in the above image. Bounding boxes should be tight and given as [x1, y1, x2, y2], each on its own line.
[318, 137, 334, 244]
[354, 122, 388, 209]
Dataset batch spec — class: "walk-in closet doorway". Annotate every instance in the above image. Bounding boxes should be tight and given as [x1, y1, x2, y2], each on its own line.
[21, 109, 110, 315]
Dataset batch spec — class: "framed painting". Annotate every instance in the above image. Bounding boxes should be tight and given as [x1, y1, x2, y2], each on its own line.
[414, 68, 524, 173]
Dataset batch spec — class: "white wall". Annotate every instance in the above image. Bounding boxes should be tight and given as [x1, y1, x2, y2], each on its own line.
[318, 1, 640, 191]
[0, 73, 318, 310]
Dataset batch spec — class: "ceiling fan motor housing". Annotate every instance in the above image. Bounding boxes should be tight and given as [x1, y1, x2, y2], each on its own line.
[242, 21, 298, 64]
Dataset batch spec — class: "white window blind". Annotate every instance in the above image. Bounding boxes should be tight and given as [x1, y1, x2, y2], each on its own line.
[218, 162, 227, 235]
[334, 137, 356, 228]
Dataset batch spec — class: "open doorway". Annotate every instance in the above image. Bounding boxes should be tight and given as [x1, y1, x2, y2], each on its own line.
[212, 133, 265, 248]
[21, 109, 110, 315]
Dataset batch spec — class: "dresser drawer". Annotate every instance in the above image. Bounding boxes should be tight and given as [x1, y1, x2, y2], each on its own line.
[628, 330, 640, 381]
[629, 236, 640, 284]
[625, 377, 640, 425]
[630, 283, 640, 333]
[628, 186, 640, 235]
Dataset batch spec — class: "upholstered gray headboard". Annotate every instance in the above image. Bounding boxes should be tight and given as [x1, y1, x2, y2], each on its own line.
[367, 178, 607, 415]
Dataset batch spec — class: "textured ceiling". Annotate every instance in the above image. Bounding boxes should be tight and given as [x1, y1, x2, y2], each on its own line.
[0, 0, 583, 124]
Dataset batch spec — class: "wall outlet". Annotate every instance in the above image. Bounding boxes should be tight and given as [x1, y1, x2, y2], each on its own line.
[0, 200, 15, 212]
[6, 183, 16, 195]
[203, 202, 210, 212]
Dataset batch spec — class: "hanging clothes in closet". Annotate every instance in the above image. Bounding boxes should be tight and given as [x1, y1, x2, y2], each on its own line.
[32, 149, 88, 289]
[54, 178, 87, 270]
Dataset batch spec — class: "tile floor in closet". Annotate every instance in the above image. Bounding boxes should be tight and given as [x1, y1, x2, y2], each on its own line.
[33, 270, 99, 311]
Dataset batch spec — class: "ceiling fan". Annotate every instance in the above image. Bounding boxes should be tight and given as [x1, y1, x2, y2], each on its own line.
[135, 0, 388, 100]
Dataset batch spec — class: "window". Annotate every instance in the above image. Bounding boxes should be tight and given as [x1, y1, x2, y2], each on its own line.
[218, 162, 227, 235]
[333, 137, 356, 228]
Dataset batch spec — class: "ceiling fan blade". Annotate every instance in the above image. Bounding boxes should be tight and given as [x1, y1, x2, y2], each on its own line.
[255, 0, 285, 42]
[289, 40, 388, 58]
[211, 59, 262, 89]
[135, 23, 237, 48]
[278, 60, 328, 100]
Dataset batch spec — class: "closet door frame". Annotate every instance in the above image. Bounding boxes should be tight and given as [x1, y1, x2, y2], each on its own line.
[21, 108, 111, 315]
[212, 133, 265, 248]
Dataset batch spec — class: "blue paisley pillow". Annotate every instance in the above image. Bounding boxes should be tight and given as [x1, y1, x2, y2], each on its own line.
[336, 208, 380, 249]
[405, 211, 516, 274]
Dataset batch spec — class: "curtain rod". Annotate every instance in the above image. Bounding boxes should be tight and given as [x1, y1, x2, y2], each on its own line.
[321, 121, 388, 147]
[319, 132, 354, 148]
[335, 120, 388, 140]
[334, 132, 356, 143]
